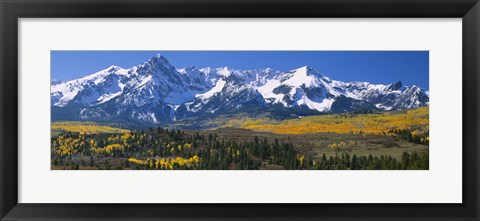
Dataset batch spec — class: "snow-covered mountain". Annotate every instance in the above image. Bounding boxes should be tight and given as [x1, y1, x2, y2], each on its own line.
[51, 54, 429, 125]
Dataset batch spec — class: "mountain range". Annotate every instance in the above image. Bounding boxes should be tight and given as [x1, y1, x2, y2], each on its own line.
[51, 54, 429, 126]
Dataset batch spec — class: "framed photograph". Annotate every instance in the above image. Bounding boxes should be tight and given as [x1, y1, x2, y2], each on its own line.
[1, 0, 479, 220]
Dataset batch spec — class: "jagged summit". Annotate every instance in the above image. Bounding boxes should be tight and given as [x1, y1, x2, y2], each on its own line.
[106, 65, 121, 69]
[390, 81, 404, 90]
[51, 54, 429, 124]
[297, 65, 313, 71]
[145, 54, 174, 67]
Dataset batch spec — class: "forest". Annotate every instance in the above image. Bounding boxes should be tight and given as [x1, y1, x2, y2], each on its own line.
[51, 122, 428, 170]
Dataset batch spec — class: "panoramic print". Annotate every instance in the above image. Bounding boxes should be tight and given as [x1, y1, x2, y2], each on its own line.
[51, 51, 429, 170]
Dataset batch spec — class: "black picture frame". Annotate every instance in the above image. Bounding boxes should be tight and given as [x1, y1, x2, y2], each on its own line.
[1, 0, 479, 220]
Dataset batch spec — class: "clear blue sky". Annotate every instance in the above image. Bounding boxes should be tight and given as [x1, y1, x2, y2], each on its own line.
[51, 51, 429, 89]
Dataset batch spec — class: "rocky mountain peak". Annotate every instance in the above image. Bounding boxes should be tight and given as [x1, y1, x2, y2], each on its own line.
[51, 55, 429, 125]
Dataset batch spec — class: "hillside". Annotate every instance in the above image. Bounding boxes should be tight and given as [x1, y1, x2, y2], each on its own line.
[51, 121, 130, 135]
[224, 106, 428, 135]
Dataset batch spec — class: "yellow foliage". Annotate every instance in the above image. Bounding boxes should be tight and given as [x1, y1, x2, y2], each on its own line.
[330, 140, 356, 151]
[104, 143, 124, 154]
[421, 136, 430, 143]
[297, 155, 305, 166]
[128, 158, 146, 165]
[226, 107, 429, 135]
[121, 133, 132, 140]
[154, 155, 201, 170]
[51, 121, 129, 135]
[52, 135, 83, 156]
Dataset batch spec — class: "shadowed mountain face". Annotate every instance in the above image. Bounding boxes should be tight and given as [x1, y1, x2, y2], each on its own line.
[51, 54, 429, 126]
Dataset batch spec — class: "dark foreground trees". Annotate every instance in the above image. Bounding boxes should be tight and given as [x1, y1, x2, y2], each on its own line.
[51, 127, 428, 170]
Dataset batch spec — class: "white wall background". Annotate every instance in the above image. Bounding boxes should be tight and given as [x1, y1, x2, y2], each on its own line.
[18, 18, 462, 203]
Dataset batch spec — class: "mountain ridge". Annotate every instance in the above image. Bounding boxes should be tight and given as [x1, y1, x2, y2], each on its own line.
[51, 54, 429, 126]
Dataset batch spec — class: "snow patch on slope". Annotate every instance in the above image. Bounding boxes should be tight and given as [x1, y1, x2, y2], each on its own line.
[196, 79, 226, 100]
[297, 96, 334, 112]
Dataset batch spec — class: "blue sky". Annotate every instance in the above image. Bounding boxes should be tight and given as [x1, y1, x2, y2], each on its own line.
[51, 51, 429, 89]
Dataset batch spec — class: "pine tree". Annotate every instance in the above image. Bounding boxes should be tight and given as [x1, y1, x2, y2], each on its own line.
[89, 156, 94, 167]
[351, 155, 358, 170]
